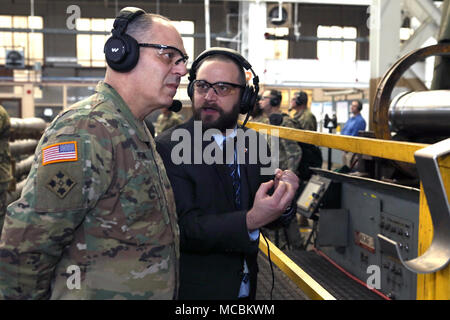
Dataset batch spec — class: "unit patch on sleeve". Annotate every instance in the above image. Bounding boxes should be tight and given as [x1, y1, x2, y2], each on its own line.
[46, 170, 77, 198]
[42, 141, 78, 165]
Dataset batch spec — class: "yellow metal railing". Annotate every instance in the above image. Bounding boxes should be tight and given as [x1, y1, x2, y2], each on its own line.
[259, 238, 336, 300]
[248, 121, 449, 300]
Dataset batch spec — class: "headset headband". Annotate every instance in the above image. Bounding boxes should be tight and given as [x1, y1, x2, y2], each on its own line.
[188, 47, 259, 91]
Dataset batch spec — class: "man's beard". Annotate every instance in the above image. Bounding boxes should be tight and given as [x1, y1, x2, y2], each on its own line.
[192, 101, 240, 132]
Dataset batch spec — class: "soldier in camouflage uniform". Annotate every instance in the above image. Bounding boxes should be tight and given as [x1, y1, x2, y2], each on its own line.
[290, 91, 318, 228]
[260, 90, 303, 250]
[290, 91, 317, 132]
[0, 10, 188, 300]
[260, 90, 302, 172]
[155, 107, 183, 136]
[0, 104, 12, 232]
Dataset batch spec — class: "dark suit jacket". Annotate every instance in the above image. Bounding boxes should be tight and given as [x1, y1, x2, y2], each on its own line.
[156, 118, 290, 300]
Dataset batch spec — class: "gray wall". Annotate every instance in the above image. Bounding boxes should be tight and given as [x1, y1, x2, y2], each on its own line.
[1, 0, 370, 78]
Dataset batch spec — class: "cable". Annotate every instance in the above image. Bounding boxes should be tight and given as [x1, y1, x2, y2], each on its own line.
[313, 247, 391, 300]
[260, 230, 274, 300]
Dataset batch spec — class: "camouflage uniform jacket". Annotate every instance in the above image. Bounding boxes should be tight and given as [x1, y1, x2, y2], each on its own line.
[262, 114, 302, 172]
[293, 109, 317, 132]
[0, 105, 12, 184]
[155, 112, 183, 136]
[0, 82, 180, 300]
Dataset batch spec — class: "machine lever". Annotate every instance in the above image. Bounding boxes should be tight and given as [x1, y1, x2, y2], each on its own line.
[378, 138, 450, 274]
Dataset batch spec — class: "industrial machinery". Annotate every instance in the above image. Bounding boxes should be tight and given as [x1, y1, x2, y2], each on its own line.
[255, 1, 450, 300]
[6, 117, 46, 204]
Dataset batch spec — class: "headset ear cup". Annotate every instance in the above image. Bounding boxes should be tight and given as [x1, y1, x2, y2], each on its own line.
[105, 34, 139, 72]
[118, 34, 140, 72]
[187, 81, 194, 99]
[104, 36, 125, 69]
[240, 86, 255, 114]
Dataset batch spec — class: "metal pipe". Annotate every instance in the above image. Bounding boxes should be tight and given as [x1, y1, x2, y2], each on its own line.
[9, 139, 38, 158]
[14, 155, 34, 179]
[389, 90, 450, 134]
[204, 0, 211, 49]
[9, 117, 47, 140]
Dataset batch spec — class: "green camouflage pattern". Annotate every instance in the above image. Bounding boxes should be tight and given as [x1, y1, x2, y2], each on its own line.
[0, 183, 7, 234]
[155, 112, 183, 136]
[0, 105, 12, 184]
[293, 109, 317, 132]
[0, 82, 180, 300]
[262, 115, 302, 172]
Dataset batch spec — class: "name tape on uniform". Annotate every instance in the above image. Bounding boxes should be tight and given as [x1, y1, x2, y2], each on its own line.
[42, 141, 78, 166]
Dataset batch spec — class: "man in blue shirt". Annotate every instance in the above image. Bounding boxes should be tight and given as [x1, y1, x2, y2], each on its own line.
[341, 100, 366, 136]
[341, 100, 366, 170]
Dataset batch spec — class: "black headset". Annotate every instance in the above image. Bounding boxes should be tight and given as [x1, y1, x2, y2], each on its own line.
[187, 47, 260, 116]
[104, 7, 146, 72]
[294, 91, 308, 106]
[269, 90, 282, 107]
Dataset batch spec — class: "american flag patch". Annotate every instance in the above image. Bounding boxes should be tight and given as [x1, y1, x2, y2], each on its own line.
[42, 141, 78, 166]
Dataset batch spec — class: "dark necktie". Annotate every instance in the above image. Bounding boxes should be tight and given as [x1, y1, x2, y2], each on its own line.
[224, 138, 241, 210]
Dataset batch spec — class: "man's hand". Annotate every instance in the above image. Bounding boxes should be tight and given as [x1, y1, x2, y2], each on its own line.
[246, 177, 298, 231]
[273, 168, 299, 192]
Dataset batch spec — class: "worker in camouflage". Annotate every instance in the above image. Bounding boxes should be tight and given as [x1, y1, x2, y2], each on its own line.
[155, 107, 183, 136]
[290, 91, 317, 132]
[260, 90, 304, 250]
[0, 10, 188, 300]
[0, 104, 12, 232]
[260, 90, 302, 172]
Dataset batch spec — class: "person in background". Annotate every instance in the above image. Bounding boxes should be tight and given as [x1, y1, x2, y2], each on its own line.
[341, 100, 366, 170]
[341, 100, 366, 137]
[155, 107, 183, 136]
[249, 95, 266, 123]
[290, 91, 317, 132]
[260, 89, 304, 250]
[260, 90, 302, 173]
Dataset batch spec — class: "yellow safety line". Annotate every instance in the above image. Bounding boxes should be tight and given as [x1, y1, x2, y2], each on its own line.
[259, 238, 336, 300]
[245, 121, 428, 164]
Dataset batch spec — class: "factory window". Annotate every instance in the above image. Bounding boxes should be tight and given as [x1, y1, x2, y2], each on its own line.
[265, 27, 289, 60]
[0, 15, 44, 66]
[171, 21, 195, 67]
[76, 19, 195, 68]
[76, 18, 115, 67]
[317, 25, 357, 62]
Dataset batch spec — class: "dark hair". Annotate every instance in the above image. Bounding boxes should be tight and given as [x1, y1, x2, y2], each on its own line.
[353, 100, 363, 111]
[194, 54, 247, 86]
[269, 89, 282, 106]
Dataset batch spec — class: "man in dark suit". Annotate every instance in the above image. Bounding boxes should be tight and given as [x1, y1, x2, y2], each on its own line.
[156, 48, 299, 300]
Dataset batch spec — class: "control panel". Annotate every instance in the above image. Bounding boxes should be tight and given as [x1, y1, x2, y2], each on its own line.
[310, 170, 420, 300]
[297, 175, 332, 218]
[379, 212, 415, 300]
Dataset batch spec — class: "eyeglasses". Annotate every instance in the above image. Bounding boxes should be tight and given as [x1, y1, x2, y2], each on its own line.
[192, 80, 244, 97]
[138, 43, 189, 66]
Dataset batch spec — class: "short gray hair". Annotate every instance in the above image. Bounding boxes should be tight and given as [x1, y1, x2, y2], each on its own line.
[125, 13, 171, 42]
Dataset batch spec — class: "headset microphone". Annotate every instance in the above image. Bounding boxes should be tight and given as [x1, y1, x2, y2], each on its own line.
[168, 99, 182, 112]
